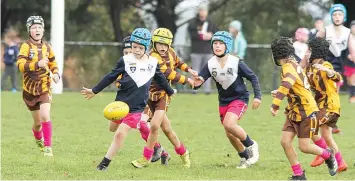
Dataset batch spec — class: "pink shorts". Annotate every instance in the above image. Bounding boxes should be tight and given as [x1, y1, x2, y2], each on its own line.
[112, 113, 142, 129]
[219, 100, 248, 123]
[344, 66, 355, 77]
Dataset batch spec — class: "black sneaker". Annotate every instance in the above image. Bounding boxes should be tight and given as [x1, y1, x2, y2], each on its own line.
[324, 148, 338, 176]
[161, 150, 171, 165]
[97, 164, 108, 171]
[289, 170, 307, 180]
[151, 145, 163, 162]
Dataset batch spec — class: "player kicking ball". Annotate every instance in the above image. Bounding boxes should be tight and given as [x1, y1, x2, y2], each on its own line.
[305, 37, 348, 172]
[111, 35, 169, 163]
[270, 36, 338, 180]
[193, 31, 261, 168]
[81, 28, 175, 171]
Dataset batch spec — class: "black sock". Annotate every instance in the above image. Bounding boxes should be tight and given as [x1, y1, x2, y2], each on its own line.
[238, 150, 250, 159]
[100, 157, 111, 166]
[241, 135, 254, 147]
[351, 86, 355, 97]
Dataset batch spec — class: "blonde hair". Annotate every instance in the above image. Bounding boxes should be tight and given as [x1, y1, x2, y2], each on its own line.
[4, 28, 18, 41]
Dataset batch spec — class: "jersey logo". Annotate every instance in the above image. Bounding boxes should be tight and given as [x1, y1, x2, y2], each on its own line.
[130, 66, 136, 73]
[148, 64, 153, 72]
[227, 68, 233, 76]
[29, 49, 35, 60]
[212, 68, 217, 77]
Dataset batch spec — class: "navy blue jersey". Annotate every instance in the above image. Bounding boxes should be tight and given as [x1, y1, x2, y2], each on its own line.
[324, 25, 352, 71]
[4, 45, 19, 65]
[92, 54, 174, 113]
[194, 55, 261, 106]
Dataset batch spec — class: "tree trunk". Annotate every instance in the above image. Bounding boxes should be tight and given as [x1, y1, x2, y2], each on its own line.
[153, 0, 178, 34]
[1, 0, 11, 34]
[108, 0, 124, 42]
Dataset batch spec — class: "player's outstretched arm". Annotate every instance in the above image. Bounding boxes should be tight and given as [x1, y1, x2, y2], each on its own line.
[152, 51, 192, 87]
[154, 64, 175, 96]
[193, 63, 211, 90]
[172, 51, 198, 77]
[238, 61, 262, 107]
[270, 64, 297, 116]
[91, 57, 125, 94]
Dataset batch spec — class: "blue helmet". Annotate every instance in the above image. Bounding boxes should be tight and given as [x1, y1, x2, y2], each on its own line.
[211, 31, 233, 55]
[330, 4, 347, 23]
[130, 28, 152, 51]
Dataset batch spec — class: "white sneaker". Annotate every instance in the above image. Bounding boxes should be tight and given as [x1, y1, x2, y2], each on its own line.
[247, 141, 259, 164]
[236, 158, 252, 169]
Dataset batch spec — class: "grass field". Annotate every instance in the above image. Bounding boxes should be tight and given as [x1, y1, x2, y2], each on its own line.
[1, 92, 355, 180]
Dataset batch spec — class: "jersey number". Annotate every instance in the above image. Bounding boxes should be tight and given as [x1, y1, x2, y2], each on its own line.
[297, 66, 311, 90]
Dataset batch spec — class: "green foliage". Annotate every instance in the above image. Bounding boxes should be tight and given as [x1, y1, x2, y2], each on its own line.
[2, 0, 333, 90]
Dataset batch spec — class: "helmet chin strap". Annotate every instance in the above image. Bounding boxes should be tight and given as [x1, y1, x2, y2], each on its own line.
[216, 53, 226, 58]
[214, 50, 227, 58]
[29, 34, 41, 42]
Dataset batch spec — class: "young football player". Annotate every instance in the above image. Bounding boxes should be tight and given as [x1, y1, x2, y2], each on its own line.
[317, 4, 355, 109]
[270, 36, 338, 180]
[193, 31, 261, 168]
[111, 35, 167, 163]
[131, 28, 196, 168]
[345, 20, 355, 103]
[81, 28, 175, 171]
[305, 37, 348, 172]
[17, 16, 60, 157]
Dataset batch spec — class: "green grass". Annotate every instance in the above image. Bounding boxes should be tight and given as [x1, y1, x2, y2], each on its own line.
[1, 92, 355, 180]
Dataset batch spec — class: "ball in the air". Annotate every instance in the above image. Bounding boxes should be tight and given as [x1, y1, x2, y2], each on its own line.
[103, 101, 129, 121]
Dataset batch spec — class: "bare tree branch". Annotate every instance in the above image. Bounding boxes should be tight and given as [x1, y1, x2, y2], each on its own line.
[176, 0, 230, 28]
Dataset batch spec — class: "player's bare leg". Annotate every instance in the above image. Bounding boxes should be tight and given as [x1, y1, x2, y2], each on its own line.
[225, 130, 251, 168]
[97, 123, 132, 171]
[31, 110, 44, 152]
[141, 112, 167, 163]
[108, 113, 167, 162]
[161, 115, 189, 166]
[298, 137, 338, 176]
[222, 112, 259, 164]
[321, 125, 347, 172]
[280, 131, 306, 180]
[109, 122, 119, 132]
[39, 103, 53, 156]
[132, 110, 189, 168]
[310, 134, 327, 167]
[349, 74, 355, 103]
[131, 110, 165, 168]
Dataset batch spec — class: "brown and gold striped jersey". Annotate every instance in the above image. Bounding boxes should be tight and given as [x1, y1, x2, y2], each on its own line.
[149, 48, 191, 101]
[271, 60, 318, 122]
[305, 61, 341, 115]
[17, 40, 59, 96]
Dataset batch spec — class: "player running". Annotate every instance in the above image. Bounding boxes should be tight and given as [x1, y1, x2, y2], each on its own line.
[193, 31, 261, 168]
[345, 20, 355, 103]
[17, 16, 60, 157]
[305, 37, 348, 172]
[81, 28, 175, 171]
[109, 35, 168, 163]
[131, 28, 196, 168]
[270, 36, 338, 180]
